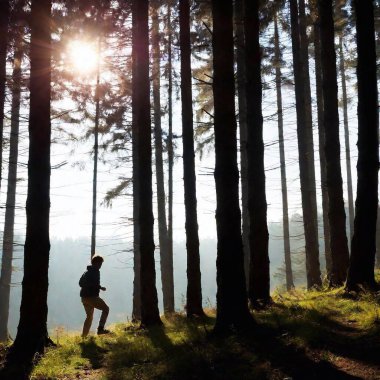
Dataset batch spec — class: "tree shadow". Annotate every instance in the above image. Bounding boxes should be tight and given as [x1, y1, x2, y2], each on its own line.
[238, 326, 363, 380]
[79, 337, 108, 369]
[261, 304, 380, 367]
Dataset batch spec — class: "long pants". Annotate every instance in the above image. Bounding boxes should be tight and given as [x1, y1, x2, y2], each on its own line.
[81, 296, 109, 337]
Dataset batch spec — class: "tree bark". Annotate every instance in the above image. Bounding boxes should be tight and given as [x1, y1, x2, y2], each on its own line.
[179, 0, 204, 317]
[132, 0, 161, 325]
[91, 33, 101, 258]
[3, 0, 53, 374]
[151, 2, 173, 315]
[131, 0, 141, 322]
[234, 0, 250, 289]
[166, 3, 175, 313]
[289, 0, 321, 288]
[318, 0, 350, 286]
[245, 0, 270, 306]
[0, 23, 24, 343]
[0, 0, 9, 195]
[346, 0, 379, 291]
[313, 12, 332, 278]
[338, 35, 354, 241]
[274, 13, 294, 291]
[212, 0, 254, 332]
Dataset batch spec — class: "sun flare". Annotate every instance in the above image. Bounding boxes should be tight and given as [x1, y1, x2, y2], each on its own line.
[67, 40, 98, 74]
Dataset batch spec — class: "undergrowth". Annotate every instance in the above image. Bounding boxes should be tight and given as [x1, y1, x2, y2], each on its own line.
[17, 284, 379, 379]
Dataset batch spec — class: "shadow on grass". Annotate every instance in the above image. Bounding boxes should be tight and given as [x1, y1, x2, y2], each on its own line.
[260, 303, 380, 368]
[101, 310, 379, 379]
[79, 337, 108, 369]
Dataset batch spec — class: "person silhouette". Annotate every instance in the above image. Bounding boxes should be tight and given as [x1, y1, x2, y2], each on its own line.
[79, 255, 110, 337]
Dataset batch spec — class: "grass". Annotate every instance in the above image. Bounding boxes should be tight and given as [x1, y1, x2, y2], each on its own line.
[24, 285, 380, 380]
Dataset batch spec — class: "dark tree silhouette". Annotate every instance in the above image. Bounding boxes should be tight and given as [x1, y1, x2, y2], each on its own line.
[132, 0, 161, 325]
[179, 0, 204, 317]
[274, 12, 294, 291]
[245, 0, 270, 306]
[212, 0, 254, 332]
[289, 0, 321, 288]
[0, 5, 25, 342]
[234, 0, 250, 288]
[0, 0, 9, 194]
[346, 0, 379, 291]
[1, 0, 54, 375]
[151, 1, 172, 315]
[312, 5, 332, 278]
[318, 0, 349, 286]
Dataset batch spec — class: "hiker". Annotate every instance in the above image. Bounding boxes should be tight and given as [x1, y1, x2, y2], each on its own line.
[79, 255, 110, 337]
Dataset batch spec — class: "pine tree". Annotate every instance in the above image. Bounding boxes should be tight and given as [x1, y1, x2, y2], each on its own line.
[132, 0, 162, 325]
[2, 0, 55, 375]
[245, 0, 270, 306]
[346, 0, 379, 291]
[0, 2, 26, 341]
[179, 0, 204, 317]
[212, 0, 255, 332]
[274, 11, 294, 291]
[289, 0, 321, 288]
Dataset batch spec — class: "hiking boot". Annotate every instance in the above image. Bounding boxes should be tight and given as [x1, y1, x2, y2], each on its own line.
[97, 327, 110, 335]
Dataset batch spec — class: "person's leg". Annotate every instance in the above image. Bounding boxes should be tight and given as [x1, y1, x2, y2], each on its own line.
[92, 297, 110, 333]
[81, 298, 94, 337]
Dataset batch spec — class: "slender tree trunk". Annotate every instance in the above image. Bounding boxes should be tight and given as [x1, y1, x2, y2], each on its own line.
[346, 0, 379, 291]
[151, 2, 172, 314]
[0, 0, 9, 194]
[132, 0, 161, 325]
[131, 2, 141, 322]
[179, 0, 204, 317]
[338, 35, 354, 240]
[318, 0, 350, 286]
[91, 35, 101, 258]
[166, 3, 175, 313]
[376, 206, 380, 269]
[274, 13, 294, 291]
[313, 14, 332, 278]
[244, 0, 270, 306]
[0, 26, 24, 343]
[289, 0, 321, 288]
[212, 0, 254, 333]
[234, 0, 250, 289]
[2, 0, 53, 374]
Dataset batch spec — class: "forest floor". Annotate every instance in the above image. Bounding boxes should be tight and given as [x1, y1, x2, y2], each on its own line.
[1, 286, 380, 380]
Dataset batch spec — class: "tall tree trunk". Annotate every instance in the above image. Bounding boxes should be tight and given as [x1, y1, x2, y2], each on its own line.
[0, 0, 9, 194]
[274, 13, 294, 291]
[313, 12, 332, 278]
[346, 0, 379, 291]
[2, 0, 53, 374]
[212, 0, 254, 332]
[318, 0, 349, 286]
[0, 25, 24, 343]
[289, 0, 321, 288]
[131, 2, 141, 322]
[179, 0, 204, 317]
[245, 0, 270, 306]
[132, 0, 161, 325]
[91, 34, 101, 258]
[376, 206, 380, 269]
[234, 0, 250, 289]
[166, 3, 175, 313]
[151, 2, 172, 315]
[338, 35, 355, 240]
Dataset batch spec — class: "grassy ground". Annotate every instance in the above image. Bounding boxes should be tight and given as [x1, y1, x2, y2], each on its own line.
[17, 286, 380, 380]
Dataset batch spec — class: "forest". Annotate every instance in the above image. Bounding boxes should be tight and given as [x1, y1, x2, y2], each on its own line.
[0, 0, 379, 379]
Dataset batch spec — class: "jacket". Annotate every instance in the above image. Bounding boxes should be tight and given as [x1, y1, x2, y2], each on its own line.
[79, 265, 101, 298]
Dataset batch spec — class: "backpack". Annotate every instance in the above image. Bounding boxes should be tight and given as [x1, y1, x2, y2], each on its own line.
[79, 271, 88, 288]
